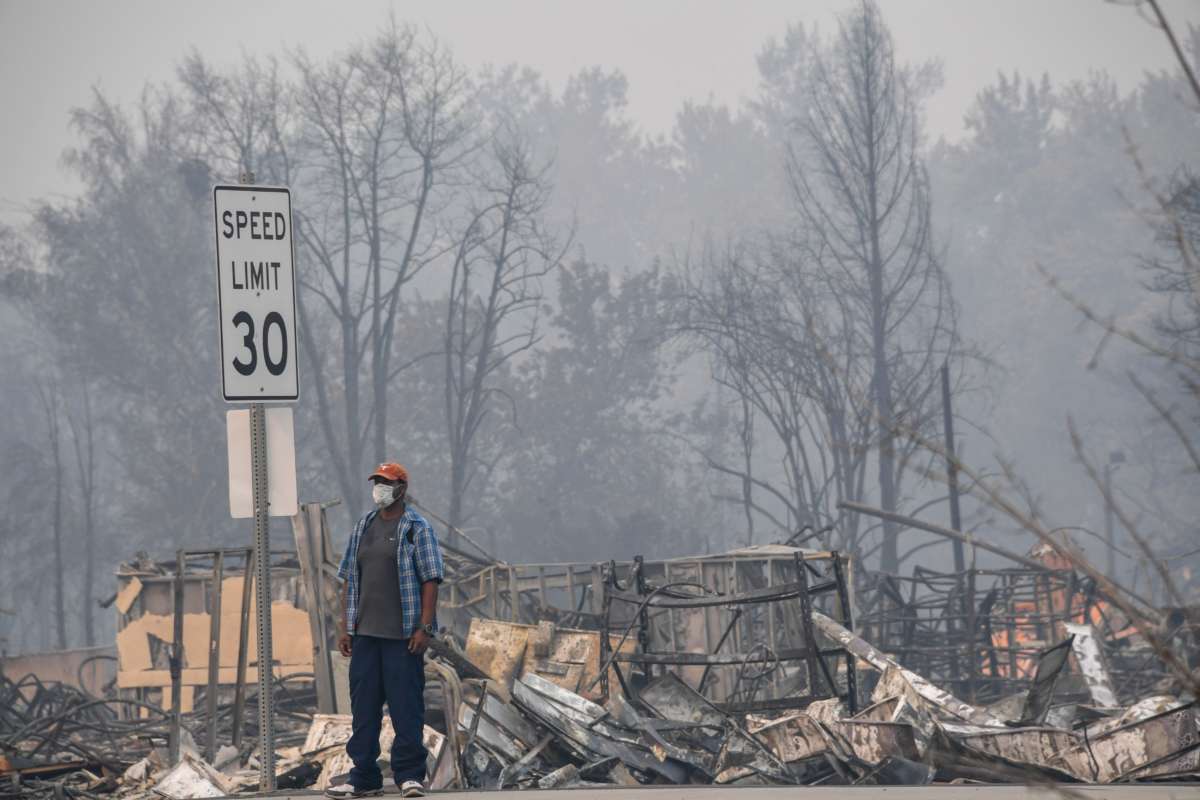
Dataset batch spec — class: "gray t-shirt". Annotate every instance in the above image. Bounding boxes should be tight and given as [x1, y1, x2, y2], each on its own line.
[355, 511, 408, 640]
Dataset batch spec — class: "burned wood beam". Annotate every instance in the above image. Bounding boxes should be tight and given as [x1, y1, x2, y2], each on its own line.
[293, 504, 338, 713]
[840, 501, 1050, 572]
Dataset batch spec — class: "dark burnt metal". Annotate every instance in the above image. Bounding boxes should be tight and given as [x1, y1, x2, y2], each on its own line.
[600, 548, 858, 714]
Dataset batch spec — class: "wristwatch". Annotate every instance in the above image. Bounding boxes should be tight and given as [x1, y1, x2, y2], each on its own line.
[420, 622, 435, 636]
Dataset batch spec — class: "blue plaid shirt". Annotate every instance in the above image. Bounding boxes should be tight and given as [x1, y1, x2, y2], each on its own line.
[337, 506, 445, 637]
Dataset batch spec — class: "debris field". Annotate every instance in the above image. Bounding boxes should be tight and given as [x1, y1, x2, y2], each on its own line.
[2, 503, 1198, 798]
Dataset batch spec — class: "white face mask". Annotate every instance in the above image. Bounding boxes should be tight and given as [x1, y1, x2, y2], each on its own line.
[372, 483, 397, 508]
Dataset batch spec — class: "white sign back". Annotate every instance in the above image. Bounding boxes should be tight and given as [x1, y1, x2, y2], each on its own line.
[226, 407, 299, 518]
[213, 185, 299, 402]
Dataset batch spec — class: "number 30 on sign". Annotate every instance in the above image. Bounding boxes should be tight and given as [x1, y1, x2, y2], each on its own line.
[213, 185, 299, 402]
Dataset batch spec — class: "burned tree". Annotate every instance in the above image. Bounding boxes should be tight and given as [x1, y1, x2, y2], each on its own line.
[442, 131, 567, 533]
[179, 24, 480, 515]
[284, 25, 473, 511]
[1143, 172, 1200, 362]
[35, 382, 68, 650]
[679, 3, 959, 564]
[176, 52, 291, 185]
[66, 384, 99, 647]
[678, 238, 875, 555]
[787, 1, 958, 572]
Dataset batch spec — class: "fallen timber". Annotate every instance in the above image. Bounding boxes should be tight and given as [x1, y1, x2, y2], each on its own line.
[840, 500, 1053, 573]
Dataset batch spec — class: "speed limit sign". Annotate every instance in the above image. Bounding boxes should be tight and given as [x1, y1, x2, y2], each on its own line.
[213, 185, 299, 402]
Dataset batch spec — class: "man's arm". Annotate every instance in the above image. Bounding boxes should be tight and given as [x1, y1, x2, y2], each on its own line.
[337, 580, 352, 657]
[420, 580, 438, 628]
[409, 521, 444, 654]
[335, 519, 359, 657]
[409, 580, 439, 655]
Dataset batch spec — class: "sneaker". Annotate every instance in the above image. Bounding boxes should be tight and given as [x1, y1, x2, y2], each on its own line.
[324, 782, 383, 799]
[400, 780, 425, 797]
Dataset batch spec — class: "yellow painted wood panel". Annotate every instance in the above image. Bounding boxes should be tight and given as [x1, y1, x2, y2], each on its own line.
[115, 577, 313, 686]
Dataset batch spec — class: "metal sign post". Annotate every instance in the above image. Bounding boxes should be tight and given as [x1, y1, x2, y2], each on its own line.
[214, 167, 300, 792]
[250, 400, 275, 790]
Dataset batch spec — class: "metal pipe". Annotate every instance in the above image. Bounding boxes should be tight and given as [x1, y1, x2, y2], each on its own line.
[232, 547, 254, 750]
[169, 550, 186, 765]
[205, 550, 224, 762]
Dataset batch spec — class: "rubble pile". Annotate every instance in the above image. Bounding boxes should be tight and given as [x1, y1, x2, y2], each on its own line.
[855, 544, 1183, 705]
[5, 612, 1198, 796]
[3, 524, 1198, 796]
[425, 613, 1200, 788]
[0, 671, 317, 799]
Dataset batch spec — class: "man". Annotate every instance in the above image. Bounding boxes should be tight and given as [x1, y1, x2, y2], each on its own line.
[325, 463, 445, 799]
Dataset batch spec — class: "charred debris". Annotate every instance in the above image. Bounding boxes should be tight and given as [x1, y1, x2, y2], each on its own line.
[2, 502, 1198, 798]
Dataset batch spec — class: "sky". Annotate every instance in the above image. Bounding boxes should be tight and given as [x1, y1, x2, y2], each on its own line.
[1, 0, 1197, 225]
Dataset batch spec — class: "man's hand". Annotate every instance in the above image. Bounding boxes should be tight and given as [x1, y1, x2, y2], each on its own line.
[337, 632, 352, 657]
[409, 628, 431, 655]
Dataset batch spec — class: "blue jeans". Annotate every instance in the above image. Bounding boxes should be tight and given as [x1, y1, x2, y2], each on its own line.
[347, 635, 428, 787]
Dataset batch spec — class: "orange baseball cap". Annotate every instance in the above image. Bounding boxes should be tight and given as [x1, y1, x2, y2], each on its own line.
[368, 462, 409, 483]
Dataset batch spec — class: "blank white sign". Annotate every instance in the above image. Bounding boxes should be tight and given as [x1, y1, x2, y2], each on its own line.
[227, 407, 298, 518]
